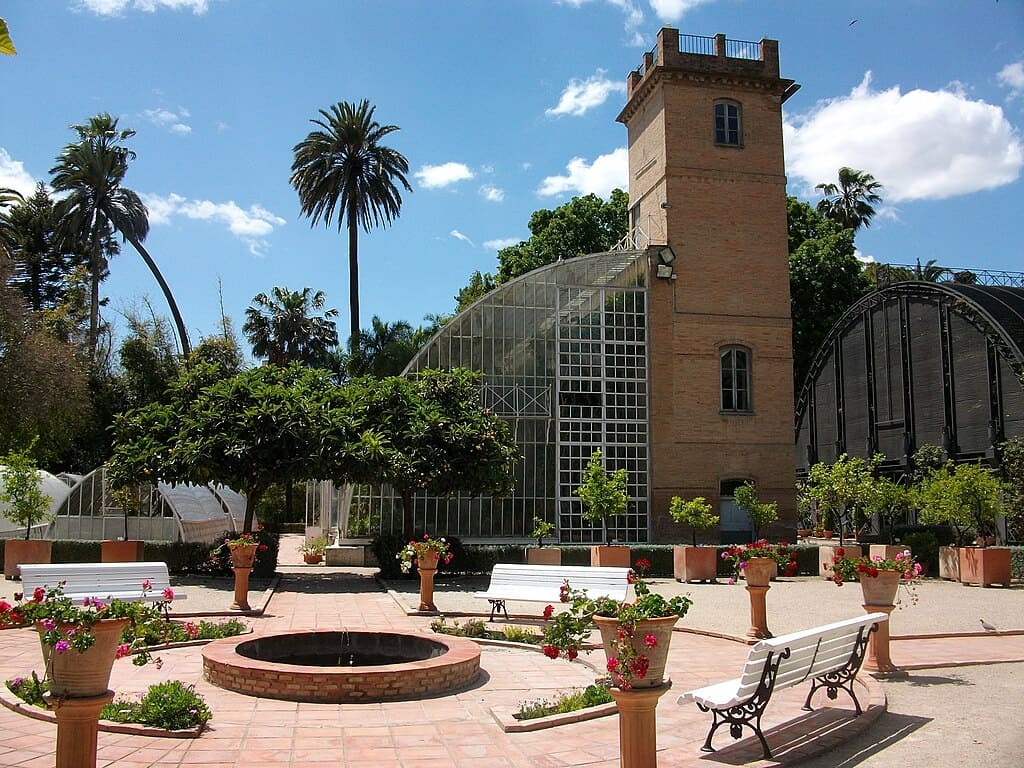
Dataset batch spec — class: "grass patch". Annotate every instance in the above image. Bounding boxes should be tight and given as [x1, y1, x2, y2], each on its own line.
[515, 684, 613, 720]
[430, 617, 541, 645]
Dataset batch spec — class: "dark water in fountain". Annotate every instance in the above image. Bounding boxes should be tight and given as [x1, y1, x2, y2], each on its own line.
[269, 650, 421, 666]
[236, 630, 446, 668]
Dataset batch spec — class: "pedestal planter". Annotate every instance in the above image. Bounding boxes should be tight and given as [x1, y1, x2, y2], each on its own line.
[743, 557, 775, 639]
[860, 571, 900, 675]
[590, 545, 632, 567]
[869, 544, 909, 562]
[38, 617, 129, 698]
[958, 547, 1011, 587]
[229, 544, 258, 611]
[417, 551, 440, 612]
[819, 544, 862, 579]
[526, 547, 562, 565]
[4, 538, 52, 579]
[593, 614, 678, 689]
[45, 692, 115, 768]
[101, 540, 144, 562]
[938, 546, 960, 580]
[609, 683, 672, 768]
[673, 546, 717, 583]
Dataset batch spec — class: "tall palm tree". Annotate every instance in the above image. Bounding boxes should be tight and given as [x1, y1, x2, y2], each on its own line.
[242, 286, 339, 367]
[50, 113, 191, 359]
[814, 167, 884, 232]
[290, 100, 412, 341]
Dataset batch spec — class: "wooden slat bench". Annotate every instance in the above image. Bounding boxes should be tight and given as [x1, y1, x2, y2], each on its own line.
[19, 562, 187, 612]
[678, 612, 886, 759]
[474, 563, 632, 621]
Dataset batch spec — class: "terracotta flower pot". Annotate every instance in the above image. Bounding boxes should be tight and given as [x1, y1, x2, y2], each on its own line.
[938, 546, 960, 580]
[526, 547, 562, 565]
[958, 546, 1011, 587]
[590, 545, 632, 567]
[101, 540, 145, 563]
[4, 538, 52, 579]
[303, 553, 323, 565]
[673, 546, 717, 583]
[417, 551, 440, 611]
[38, 617, 129, 698]
[859, 570, 901, 607]
[742, 557, 775, 588]
[593, 614, 678, 689]
[230, 544, 258, 569]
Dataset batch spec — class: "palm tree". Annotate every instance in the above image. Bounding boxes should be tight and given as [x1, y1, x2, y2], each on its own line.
[242, 286, 339, 367]
[343, 315, 419, 378]
[290, 100, 412, 341]
[50, 113, 191, 359]
[814, 167, 884, 232]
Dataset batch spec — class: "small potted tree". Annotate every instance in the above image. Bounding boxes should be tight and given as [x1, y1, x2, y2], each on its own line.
[734, 482, 781, 578]
[865, 476, 914, 562]
[1, 441, 54, 579]
[526, 516, 560, 565]
[669, 496, 719, 582]
[801, 455, 880, 577]
[299, 534, 330, 565]
[577, 450, 631, 567]
[102, 484, 146, 562]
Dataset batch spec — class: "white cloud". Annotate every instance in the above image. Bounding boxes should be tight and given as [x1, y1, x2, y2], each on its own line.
[450, 229, 474, 246]
[997, 61, 1024, 99]
[647, 0, 715, 24]
[479, 185, 505, 202]
[784, 72, 1023, 202]
[0, 148, 38, 197]
[414, 162, 474, 189]
[142, 192, 285, 256]
[141, 107, 192, 135]
[559, 0, 645, 45]
[484, 237, 521, 251]
[537, 147, 628, 197]
[75, 0, 209, 16]
[546, 70, 626, 118]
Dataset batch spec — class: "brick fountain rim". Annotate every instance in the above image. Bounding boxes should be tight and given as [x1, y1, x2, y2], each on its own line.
[202, 627, 481, 703]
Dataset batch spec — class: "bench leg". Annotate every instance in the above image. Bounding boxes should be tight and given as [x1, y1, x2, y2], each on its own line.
[803, 624, 874, 716]
[697, 705, 773, 760]
[488, 599, 508, 622]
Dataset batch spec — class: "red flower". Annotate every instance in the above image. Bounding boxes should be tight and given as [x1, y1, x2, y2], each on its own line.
[542, 644, 559, 659]
[868, 567, 879, 577]
[836, 548, 845, 558]
[857, 562, 868, 572]
[566, 649, 578, 661]
[559, 584, 570, 603]
[627, 655, 650, 679]
[32, 587, 45, 602]
[644, 633, 657, 648]
[627, 570, 636, 584]
[634, 558, 651, 572]
[542, 605, 554, 620]
[606, 657, 620, 673]
[258, 544, 268, 552]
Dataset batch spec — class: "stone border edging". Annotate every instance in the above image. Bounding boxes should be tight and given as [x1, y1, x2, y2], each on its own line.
[491, 700, 618, 732]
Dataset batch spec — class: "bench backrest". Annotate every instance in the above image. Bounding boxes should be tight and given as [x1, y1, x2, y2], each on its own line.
[733, 613, 887, 700]
[19, 562, 172, 601]
[489, 564, 632, 600]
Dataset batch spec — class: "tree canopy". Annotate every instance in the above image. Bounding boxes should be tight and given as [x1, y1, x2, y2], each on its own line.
[243, 286, 339, 367]
[814, 167, 884, 232]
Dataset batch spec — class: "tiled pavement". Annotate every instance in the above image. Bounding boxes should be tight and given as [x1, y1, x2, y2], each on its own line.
[0, 548, 1021, 767]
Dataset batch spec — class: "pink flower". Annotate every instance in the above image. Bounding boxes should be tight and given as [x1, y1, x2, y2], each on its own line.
[162, 587, 175, 601]
[54, 640, 71, 654]
[42, 619, 55, 631]
[185, 621, 200, 640]
[644, 634, 658, 649]
[115, 643, 131, 659]
[154, 658, 164, 670]
[141, 579, 152, 591]
[0, 600, 9, 613]
[727, 578, 735, 585]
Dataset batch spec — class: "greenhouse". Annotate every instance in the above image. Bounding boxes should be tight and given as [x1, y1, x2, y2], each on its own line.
[309, 249, 652, 544]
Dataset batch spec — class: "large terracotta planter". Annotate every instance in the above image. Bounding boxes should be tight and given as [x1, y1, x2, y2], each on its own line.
[958, 547, 1011, 587]
[4, 538, 52, 579]
[38, 617, 129, 698]
[229, 544, 258, 569]
[417, 551, 440, 611]
[939, 546, 960, 580]
[743, 557, 776, 588]
[101, 540, 144, 563]
[859, 570, 901, 606]
[593, 614, 677, 689]
[591, 545, 632, 567]
[869, 544, 909, 562]
[819, 544, 862, 579]
[673, 546, 717, 583]
[526, 547, 562, 565]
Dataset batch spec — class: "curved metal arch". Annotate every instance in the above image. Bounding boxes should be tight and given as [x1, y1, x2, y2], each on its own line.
[795, 281, 1024, 429]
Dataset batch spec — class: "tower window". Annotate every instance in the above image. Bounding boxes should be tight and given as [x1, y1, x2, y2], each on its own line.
[721, 346, 751, 412]
[714, 101, 742, 146]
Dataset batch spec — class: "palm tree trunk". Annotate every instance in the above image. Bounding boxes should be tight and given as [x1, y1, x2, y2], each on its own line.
[88, 218, 103, 361]
[127, 236, 192, 357]
[348, 217, 359, 342]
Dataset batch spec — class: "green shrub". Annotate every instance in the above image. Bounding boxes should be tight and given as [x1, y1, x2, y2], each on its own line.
[1010, 545, 1024, 580]
[516, 684, 613, 720]
[6, 672, 47, 707]
[901, 531, 939, 575]
[501, 625, 538, 643]
[102, 680, 211, 731]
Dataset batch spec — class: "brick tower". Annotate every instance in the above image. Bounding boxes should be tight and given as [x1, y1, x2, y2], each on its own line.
[617, 29, 800, 542]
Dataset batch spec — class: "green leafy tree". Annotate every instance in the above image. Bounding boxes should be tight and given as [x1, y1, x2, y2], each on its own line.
[342, 315, 419, 378]
[865, 476, 915, 544]
[118, 308, 180, 409]
[917, 462, 1008, 547]
[668, 496, 719, 546]
[997, 437, 1024, 542]
[788, 197, 871, 393]
[455, 270, 498, 313]
[243, 286, 339, 367]
[801, 454, 883, 545]
[0, 439, 53, 540]
[496, 190, 629, 283]
[576, 449, 628, 544]
[290, 100, 412, 341]
[732, 482, 779, 540]
[50, 113, 190, 359]
[814, 167, 884, 232]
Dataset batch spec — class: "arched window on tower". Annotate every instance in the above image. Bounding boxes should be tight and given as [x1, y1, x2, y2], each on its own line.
[714, 100, 742, 146]
[720, 346, 752, 412]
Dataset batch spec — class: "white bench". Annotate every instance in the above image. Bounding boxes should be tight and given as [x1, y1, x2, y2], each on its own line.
[474, 563, 632, 621]
[19, 562, 186, 613]
[678, 612, 886, 759]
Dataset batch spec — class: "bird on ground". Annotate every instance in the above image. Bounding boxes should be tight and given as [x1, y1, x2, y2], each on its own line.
[980, 618, 998, 632]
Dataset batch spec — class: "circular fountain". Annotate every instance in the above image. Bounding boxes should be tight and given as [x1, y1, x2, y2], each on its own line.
[202, 629, 481, 703]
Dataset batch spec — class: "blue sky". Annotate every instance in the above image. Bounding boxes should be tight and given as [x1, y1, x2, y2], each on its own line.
[2, 1, 1023, 352]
